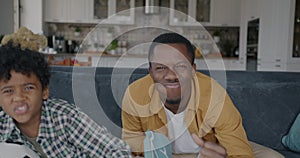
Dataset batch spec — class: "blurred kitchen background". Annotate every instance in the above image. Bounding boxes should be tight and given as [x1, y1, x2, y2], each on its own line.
[0, 0, 299, 71]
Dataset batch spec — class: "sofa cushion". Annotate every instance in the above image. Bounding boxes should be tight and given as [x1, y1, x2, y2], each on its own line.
[282, 113, 300, 152]
[278, 150, 300, 158]
[219, 71, 300, 151]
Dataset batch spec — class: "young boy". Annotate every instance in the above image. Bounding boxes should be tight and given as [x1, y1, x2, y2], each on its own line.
[0, 45, 132, 157]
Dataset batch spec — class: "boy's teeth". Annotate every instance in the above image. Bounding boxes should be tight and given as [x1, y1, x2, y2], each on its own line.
[15, 105, 28, 114]
[18, 106, 25, 110]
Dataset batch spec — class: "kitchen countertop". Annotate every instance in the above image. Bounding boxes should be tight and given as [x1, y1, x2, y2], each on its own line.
[44, 52, 239, 59]
[44, 53, 243, 70]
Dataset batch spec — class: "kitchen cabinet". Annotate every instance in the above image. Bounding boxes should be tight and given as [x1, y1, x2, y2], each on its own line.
[67, 0, 93, 23]
[93, 0, 109, 20]
[92, 0, 135, 24]
[257, 62, 284, 71]
[44, 0, 67, 22]
[195, 58, 244, 70]
[169, 0, 240, 26]
[44, 0, 92, 23]
[210, 0, 241, 26]
[169, 0, 211, 26]
[44, 0, 134, 24]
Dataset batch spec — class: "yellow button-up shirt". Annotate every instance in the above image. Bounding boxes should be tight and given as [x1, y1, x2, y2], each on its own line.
[122, 72, 254, 158]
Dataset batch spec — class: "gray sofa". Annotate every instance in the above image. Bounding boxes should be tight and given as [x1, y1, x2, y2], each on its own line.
[49, 66, 300, 158]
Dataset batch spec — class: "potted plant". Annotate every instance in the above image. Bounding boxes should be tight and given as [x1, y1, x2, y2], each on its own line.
[213, 30, 221, 43]
[74, 27, 81, 37]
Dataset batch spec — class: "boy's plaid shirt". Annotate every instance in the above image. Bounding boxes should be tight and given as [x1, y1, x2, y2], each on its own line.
[0, 98, 132, 158]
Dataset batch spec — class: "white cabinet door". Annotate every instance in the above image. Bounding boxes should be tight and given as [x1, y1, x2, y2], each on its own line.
[109, 0, 135, 24]
[67, 0, 93, 23]
[170, 0, 211, 26]
[211, 0, 240, 26]
[93, 0, 135, 24]
[44, 0, 92, 23]
[92, 0, 109, 22]
[229, 0, 241, 26]
[44, 0, 67, 22]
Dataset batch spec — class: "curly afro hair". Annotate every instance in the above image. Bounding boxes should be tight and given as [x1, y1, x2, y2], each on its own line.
[0, 44, 50, 90]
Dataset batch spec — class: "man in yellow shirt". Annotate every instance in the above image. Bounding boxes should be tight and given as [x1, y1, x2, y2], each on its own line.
[122, 33, 283, 158]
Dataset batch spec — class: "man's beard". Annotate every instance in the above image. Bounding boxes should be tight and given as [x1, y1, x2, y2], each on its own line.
[166, 98, 181, 105]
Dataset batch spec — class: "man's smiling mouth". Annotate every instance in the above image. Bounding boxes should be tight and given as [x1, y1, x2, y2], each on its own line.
[163, 82, 181, 89]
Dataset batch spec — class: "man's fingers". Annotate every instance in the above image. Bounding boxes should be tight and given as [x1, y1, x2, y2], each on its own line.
[203, 141, 227, 156]
[192, 133, 227, 158]
[191, 133, 204, 147]
[200, 147, 226, 158]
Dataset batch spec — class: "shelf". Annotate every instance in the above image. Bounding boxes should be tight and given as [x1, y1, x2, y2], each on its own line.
[247, 44, 258, 48]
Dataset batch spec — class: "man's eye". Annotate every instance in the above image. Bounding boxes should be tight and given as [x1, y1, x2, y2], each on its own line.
[156, 66, 167, 71]
[175, 63, 188, 70]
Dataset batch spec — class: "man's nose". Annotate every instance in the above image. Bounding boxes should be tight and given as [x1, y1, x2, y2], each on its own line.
[164, 68, 178, 80]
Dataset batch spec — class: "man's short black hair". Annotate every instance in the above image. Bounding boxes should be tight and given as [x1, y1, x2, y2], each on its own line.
[0, 45, 50, 90]
[148, 33, 195, 65]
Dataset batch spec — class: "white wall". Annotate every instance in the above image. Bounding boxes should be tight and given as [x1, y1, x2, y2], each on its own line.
[20, 0, 43, 34]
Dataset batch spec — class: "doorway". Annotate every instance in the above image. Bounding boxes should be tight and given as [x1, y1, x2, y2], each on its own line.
[246, 18, 259, 71]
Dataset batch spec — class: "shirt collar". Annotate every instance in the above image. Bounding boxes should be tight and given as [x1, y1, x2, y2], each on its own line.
[37, 100, 54, 139]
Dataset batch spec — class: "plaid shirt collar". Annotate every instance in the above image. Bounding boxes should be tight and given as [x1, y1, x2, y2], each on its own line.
[38, 102, 55, 139]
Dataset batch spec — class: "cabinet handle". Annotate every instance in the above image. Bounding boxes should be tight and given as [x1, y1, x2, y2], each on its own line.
[275, 59, 281, 62]
[275, 65, 281, 67]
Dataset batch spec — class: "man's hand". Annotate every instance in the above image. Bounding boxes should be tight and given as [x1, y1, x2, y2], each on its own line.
[192, 134, 227, 158]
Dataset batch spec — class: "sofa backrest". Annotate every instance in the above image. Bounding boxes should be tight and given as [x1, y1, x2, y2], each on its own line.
[49, 66, 300, 150]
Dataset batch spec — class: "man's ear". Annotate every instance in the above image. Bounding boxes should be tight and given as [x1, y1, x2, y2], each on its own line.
[42, 86, 49, 100]
[192, 63, 197, 74]
[192, 63, 196, 70]
[148, 66, 153, 78]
